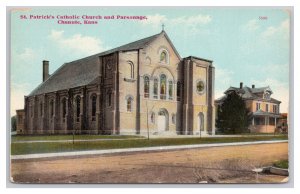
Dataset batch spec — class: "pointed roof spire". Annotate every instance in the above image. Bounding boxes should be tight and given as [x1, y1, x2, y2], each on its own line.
[162, 23, 165, 31]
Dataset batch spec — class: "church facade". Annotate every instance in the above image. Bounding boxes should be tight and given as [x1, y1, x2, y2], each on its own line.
[16, 31, 215, 136]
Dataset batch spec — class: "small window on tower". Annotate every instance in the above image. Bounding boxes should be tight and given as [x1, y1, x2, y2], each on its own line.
[126, 97, 133, 112]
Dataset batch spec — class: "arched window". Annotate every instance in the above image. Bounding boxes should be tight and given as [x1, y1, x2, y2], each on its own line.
[128, 61, 134, 79]
[144, 76, 150, 98]
[40, 102, 43, 117]
[150, 112, 155, 124]
[160, 74, 166, 100]
[153, 78, 158, 99]
[62, 98, 67, 121]
[76, 96, 81, 122]
[91, 95, 97, 121]
[168, 80, 173, 100]
[177, 81, 181, 101]
[160, 51, 167, 63]
[50, 100, 54, 117]
[126, 96, 133, 112]
[30, 103, 33, 117]
[107, 90, 112, 107]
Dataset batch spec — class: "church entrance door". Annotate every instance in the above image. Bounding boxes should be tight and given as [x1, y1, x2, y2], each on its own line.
[157, 109, 168, 132]
[157, 115, 166, 132]
[198, 112, 204, 132]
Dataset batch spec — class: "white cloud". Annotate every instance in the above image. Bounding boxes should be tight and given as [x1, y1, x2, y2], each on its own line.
[48, 30, 106, 56]
[170, 14, 212, 26]
[10, 83, 31, 116]
[261, 19, 289, 39]
[140, 14, 211, 33]
[242, 19, 260, 31]
[18, 48, 37, 62]
[141, 14, 167, 26]
[215, 67, 234, 99]
[261, 26, 277, 38]
[260, 63, 289, 77]
[11, 48, 42, 77]
[250, 78, 289, 113]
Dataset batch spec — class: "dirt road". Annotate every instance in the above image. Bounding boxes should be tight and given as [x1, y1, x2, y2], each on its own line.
[11, 142, 288, 184]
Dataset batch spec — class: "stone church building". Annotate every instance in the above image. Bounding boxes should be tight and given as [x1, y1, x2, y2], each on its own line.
[16, 30, 215, 136]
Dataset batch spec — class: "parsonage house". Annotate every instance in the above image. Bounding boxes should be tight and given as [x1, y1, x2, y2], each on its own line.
[16, 30, 216, 136]
[215, 82, 281, 133]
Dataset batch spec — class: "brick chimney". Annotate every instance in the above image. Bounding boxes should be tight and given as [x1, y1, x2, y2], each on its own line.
[43, 60, 50, 82]
[240, 82, 243, 89]
[252, 84, 255, 88]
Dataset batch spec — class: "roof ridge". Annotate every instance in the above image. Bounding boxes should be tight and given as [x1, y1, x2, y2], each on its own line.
[65, 32, 161, 64]
[28, 31, 164, 96]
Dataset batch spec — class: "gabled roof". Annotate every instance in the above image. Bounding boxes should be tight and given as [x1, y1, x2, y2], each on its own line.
[216, 85, 281, 104]
[251, 86, 273, 94]
[28, 31, 175, 96]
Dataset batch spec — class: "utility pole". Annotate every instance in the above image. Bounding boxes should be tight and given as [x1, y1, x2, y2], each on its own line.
[146, 101, 156, 140]
[146, 101, 149, 140]
[200, 127, 202, 139]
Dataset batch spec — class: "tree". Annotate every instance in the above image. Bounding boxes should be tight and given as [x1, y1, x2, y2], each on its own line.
[216, 92, 251, 134]
[11, 115, 16, 132]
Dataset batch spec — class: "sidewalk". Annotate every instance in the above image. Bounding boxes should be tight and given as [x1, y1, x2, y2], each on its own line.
[10, 140, 288, 160]
[12, 134, 283, 143]
[12, 137, 144, 144]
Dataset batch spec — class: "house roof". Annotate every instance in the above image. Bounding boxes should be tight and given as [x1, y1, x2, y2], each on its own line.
[215, 85, 281, 104]
[252, 110, 281, 117]
[28, 31, 169, 96]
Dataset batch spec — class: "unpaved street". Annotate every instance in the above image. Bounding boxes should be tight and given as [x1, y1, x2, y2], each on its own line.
[11, 142, 288, 184]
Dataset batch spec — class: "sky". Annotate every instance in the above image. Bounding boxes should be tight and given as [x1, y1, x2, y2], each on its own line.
[10, 7, 290, 116]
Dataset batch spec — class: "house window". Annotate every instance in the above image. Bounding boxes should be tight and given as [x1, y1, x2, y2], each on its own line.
[177, 81, 181, 101]
[264, 93, 270, 100]
[153, 78, 158, 99]
[91, 95, 97, 121]
[269, 118, 275, 125]
[150, 112, 155, 124]
[254, 117, 264, 125]
[62, 98, 67, 121]
[168, 80, 173, 100]
[172, 114, 176, 124]
[273, 105, 277, 113]
[126, 97, 133, 112]
[160, 74, 166, 100]
[266, 104, 269, 112]
[144, 76, 150, 98]
[76, 96, 81, 122]
[256, 103, 261, 111]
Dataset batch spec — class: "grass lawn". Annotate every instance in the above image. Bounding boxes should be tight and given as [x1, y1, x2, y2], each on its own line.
[11, 134, 142, 142]
[273, 160, 289, 169]
[11, 135, 288, 155]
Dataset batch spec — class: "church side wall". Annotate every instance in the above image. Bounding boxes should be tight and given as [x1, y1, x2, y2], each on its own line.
[21, 57, 102, 135]
[118, 51, 139, 135]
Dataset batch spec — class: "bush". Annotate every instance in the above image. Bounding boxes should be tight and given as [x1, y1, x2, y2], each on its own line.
[11, 115, 16, 132]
